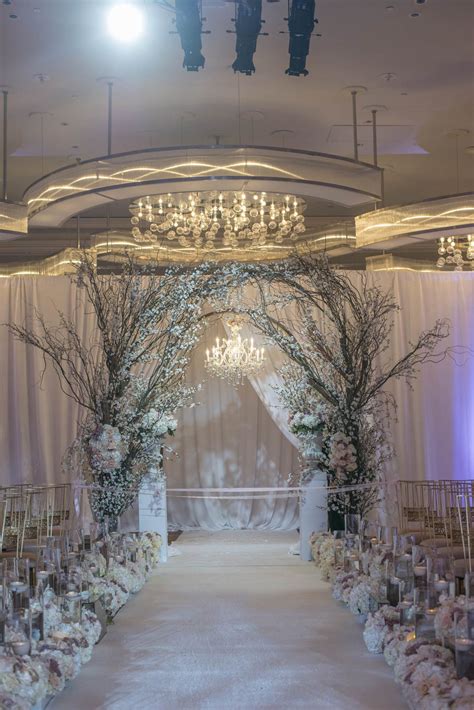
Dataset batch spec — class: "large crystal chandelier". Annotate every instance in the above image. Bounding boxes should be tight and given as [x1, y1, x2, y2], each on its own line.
[436, 235, 474, 271]
[205, 320, 265, 386]
[129, 191, 306, 251]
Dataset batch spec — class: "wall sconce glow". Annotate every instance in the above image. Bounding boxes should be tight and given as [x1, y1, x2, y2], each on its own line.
[107, 3, 144, 42]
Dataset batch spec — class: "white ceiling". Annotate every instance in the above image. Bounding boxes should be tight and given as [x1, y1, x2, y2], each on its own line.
[0, 0, 473, 261]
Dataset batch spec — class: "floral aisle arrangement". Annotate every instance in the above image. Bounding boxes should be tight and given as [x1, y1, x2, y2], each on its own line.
[310, 529, 474, 708]
[8, 253, 223, 525]
[0, 532, 161, 710]
[216, 252, 449, 523]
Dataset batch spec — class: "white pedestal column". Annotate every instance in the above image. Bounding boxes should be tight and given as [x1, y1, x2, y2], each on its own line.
[299, 471, 327, 562]
[120, 474, 168, 562]
[139, 476, 168, 562]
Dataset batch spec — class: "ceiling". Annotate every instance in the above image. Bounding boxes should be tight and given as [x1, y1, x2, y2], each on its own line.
[0, 0, 473, 264]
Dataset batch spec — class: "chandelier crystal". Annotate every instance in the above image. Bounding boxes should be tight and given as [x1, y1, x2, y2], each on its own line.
[129, 191, 306, 251]
[205, 320, 265, 385]
[435, 235, 474, 271]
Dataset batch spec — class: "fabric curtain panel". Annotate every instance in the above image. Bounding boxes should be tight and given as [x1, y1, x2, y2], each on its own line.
[0, 273, 472, 530]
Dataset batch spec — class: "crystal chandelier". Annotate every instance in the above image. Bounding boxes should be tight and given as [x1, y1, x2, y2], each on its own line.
[205, 320, 265, 385]
[129, 191, 306, 251]
[436, 235, 474, 271]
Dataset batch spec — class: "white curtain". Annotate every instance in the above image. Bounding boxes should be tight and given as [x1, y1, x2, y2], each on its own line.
[0, 273, 472, 530]
[166, 320, 299, 530]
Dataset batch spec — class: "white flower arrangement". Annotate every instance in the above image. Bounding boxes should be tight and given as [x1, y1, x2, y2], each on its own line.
[363, 614, 389, 654]
[328, 432, 358, 477]
[348, 576, 375, 617]
[314, 532, 474, 705]
[309, 532, 330, 565]
[383, 626, 413, 667]
[0, 533, 162, 710]
[43, 599, 64, 638]
[394, 641, 454, 685]
[363, 606, 401, 654]
[310, 532, 343, 583]
[0, 692, 32, 710]
[0, 654, 49, 706]
[332, 571, 357, 603]
[434, 594, 466, 642]
[88, 424, 124, 473]
[81, 609, 103, 647]
[368, 549, 390, 583]
[36, 641, 78, 683]
[107, 561, 145, 596]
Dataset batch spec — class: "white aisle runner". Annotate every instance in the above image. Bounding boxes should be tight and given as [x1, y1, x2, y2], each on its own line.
[51, 531, 405, 710]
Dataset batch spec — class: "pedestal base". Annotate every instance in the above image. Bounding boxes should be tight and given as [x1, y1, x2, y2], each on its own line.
[120, 478, 168, 562]
[299, 472, 327, 562]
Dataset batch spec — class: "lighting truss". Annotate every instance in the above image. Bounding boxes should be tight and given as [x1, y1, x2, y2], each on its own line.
[285, 0, 317, 77]
[229, 0, 267, 76]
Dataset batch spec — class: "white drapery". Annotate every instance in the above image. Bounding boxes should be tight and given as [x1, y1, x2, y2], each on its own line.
[0, 272, 472, 530]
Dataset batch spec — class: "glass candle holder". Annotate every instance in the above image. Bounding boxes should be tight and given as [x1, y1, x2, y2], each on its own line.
[9, 579, 29, 612]
[0, 590, 6, 647]
[6, 611, 31, 656]
[29, 598, 45, 642]
[395, 553, 414, 588]
[377, 525, 398, 547]
[455, 608, 474, 680]
[62, 590, 82, 624]
[387, 576, 401, 607]
[415, 606, 437, 641]
[399, 599, 416, 627]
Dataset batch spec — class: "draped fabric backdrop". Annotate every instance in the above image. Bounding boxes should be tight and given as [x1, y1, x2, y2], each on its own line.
[0, 272, 472, 530]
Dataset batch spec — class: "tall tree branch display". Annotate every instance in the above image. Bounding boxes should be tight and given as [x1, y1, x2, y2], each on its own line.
[218, 253, 449, 523]
[8, 254, 218, 526]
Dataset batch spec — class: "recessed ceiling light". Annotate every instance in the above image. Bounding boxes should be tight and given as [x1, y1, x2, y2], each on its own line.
[107, 3, 144, 42]
[61, 122, 69, 127]
[410, 12, 420, 17]
[9, 13, 17, 19]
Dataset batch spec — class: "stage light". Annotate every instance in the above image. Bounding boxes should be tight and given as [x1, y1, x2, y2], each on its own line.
[107, 3, 144, 42]
[175, 0, 206, 71]
[285, 0, 317, 77]
[230, 0, 265, 76]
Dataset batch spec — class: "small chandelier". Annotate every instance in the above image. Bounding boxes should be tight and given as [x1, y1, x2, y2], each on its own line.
[205, 320, 265, 386]
[129, 191, 306, 251]
[436, 235, 474, 271]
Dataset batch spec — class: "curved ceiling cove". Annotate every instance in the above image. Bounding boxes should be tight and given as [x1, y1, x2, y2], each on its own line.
[23, 146, 383, 228]
[355, 193, 474, 251]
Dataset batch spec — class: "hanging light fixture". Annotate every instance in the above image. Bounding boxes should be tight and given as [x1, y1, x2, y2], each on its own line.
[205, 319, 265, 386]
[129, 190, 306, 252]
[435, 235, 474, 271]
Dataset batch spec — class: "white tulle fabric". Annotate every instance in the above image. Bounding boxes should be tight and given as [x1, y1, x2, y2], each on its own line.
[0, 272, 472, 530]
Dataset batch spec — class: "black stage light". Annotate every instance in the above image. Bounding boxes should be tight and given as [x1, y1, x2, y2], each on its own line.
[285, 0, 317, 77]
[174, 0, 206, 71]
[229, 0, 266, 76]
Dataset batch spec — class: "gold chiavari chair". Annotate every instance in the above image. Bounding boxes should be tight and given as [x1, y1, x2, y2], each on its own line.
[0, 483, 73, 558]
[396, 479, 474, 553]
[452, 489, 474, 581]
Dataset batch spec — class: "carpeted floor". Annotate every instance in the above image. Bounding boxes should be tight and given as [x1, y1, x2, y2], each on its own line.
[51, 531, 406, 710]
